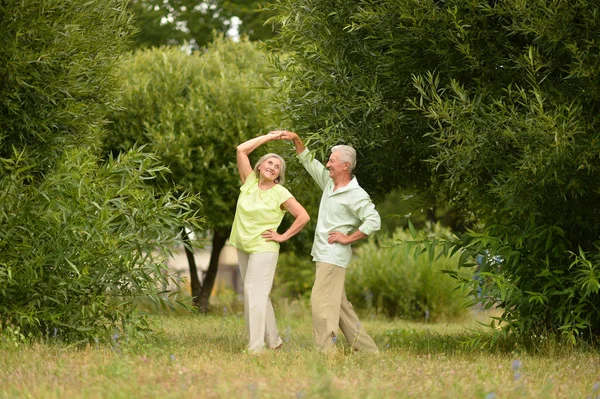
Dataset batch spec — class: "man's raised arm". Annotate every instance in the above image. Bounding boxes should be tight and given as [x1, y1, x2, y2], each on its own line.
[280, 131, 306, 154]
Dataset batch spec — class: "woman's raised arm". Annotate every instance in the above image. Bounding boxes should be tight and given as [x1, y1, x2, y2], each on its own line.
[236, 131, 283, 183]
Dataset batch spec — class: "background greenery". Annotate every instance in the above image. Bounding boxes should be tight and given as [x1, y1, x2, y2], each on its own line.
[103, 37, 280, 312]
[3, 0, 600, 349]
[0, 0, 201, 342]
[268, 0, 600, 343]
[346, 225, 468, 321]
[127, 0, 278, 50]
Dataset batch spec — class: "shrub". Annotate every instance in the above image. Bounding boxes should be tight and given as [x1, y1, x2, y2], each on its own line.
[440, 222, 600, 345]
[0, 0, 132, 175]
[272, 252, 315, 304]
[0, 0, 202, 342]
[0, 148, 201, 342]
[103, 38, 280, 311]
[346, 225, 469, 321]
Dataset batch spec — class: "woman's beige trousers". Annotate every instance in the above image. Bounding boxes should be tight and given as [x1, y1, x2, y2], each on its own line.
[237, 250, 282, 353]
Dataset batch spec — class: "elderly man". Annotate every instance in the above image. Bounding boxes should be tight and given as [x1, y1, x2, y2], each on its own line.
[280, 130, 380, 353]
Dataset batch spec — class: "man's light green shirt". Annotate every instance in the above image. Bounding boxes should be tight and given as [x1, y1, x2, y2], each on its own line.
[298, 148, 381, 268]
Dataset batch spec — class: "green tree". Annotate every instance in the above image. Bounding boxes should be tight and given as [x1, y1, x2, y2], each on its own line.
[127, 0, 277, 50]
[268, 0, 600, 341]
[104, 37, 279, 312]
[1, 0, 130, 174]
[266, 0, 437, 201]
[0, 0, 201, 342]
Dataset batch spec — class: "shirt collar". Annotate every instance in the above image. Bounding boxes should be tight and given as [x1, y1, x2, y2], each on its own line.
[330, 176, 359, 195]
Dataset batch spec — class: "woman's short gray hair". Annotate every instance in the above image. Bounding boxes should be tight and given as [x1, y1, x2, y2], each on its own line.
[331, 145, 357, 172]
[254, 153, 287, 185]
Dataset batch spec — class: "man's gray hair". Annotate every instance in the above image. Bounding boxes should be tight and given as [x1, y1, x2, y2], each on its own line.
[331, 145, 357, 172]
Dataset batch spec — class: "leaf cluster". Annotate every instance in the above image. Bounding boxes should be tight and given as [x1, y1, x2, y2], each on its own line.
[104, 37, 280, 229]
[0, 0, 203, 342]
[268, 0, 600, 341]
[0, 148, 201, 342]
[0, 0, 134, 177]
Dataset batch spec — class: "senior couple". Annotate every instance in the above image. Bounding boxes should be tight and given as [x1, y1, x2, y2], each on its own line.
[229, 130, 380, 354]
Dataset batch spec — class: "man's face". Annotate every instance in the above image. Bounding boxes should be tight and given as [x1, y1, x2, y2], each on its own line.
[326, 151, 349, 179]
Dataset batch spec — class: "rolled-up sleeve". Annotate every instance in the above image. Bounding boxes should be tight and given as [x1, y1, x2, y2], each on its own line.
[353, 195, 381, 236]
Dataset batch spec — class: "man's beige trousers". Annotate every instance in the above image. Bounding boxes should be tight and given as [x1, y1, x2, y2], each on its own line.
[237, 250, 283, 353]
[311, 262, 379, 353]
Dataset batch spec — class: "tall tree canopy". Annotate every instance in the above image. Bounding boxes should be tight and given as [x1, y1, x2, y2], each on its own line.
[266, 0, 435, 201]
[104, 36, 279, 312]
[127, 0, 277, 49]
[0, 0, 201, 342]
[1, 0, 129, 174]
[268, 0, 600, 341]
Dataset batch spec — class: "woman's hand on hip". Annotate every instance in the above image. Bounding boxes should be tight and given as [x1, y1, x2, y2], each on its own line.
[261, 229, 285, 242]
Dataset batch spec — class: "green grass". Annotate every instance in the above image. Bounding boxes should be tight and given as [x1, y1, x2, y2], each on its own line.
[1, 304, 599, 399]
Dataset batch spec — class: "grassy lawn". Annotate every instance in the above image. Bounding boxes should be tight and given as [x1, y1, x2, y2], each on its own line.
[1, 303, 599, 399]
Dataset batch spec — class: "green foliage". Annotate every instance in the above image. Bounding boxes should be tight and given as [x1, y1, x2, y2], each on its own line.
[104, 37, 279, 230]
[127, 0, 278, 50]
[0, 0, 203, 342]
[272, 251, 315, 303]
[438, 223, 600, 345]
[0, 146, 202, 342]
[266, 0, 437, 200]
[376, 188, 474, 237]
[0, 0, 133, 176]
[346, 225, 469, 321]
[405, 2, 600, 341]
[269, 0, 600, 341]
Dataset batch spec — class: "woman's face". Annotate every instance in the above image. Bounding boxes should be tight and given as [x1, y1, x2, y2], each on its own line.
[258, 157, 282, 182]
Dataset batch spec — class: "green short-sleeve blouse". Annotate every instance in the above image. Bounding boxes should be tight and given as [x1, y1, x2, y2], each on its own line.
[229, 172, 293, 253]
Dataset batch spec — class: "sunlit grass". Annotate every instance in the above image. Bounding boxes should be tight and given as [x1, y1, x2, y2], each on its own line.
[1, 303, 599, 398]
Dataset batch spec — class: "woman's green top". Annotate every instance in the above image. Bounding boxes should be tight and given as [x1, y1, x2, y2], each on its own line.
[229, 172, 293, 253]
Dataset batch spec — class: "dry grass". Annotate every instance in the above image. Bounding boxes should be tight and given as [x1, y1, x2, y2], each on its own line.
[1, 304, 599, 399]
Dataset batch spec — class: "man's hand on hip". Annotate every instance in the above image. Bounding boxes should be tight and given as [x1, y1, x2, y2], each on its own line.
[328, 231, 350, 245]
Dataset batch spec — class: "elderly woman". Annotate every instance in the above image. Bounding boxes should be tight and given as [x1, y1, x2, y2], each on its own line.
[229, 131, 310, 353]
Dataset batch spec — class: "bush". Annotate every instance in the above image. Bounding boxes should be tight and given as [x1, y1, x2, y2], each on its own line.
[0, 0, 132, 175]
[346, 225, 470, 321]
[0, 148, 201, 342]
[272, 252, 315, 304]
[0, 0, 203, 343]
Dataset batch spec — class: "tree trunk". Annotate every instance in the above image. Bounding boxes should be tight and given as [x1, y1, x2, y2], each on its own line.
[197, 227, 231, 313]
[426, 205, 437, 224]
[182, 228, 203, 309]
